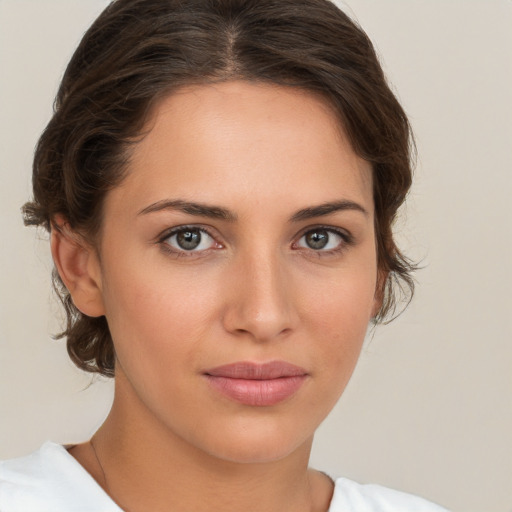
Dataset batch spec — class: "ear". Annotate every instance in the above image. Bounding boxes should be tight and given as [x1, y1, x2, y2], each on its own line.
[371, 269, 388, 319]
[50, 216, 105, 318]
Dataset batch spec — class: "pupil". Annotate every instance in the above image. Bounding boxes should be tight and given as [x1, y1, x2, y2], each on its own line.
[177, 229, 201, 250]
[306, 230, 328, 249]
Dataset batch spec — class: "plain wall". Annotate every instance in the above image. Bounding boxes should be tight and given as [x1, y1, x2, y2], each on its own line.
[0, 1, 510, 511]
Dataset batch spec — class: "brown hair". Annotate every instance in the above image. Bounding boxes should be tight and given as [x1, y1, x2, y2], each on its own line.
[23, 0, 416, 377]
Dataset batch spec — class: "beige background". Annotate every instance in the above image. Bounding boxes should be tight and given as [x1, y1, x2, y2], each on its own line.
[0, 1, 511, 511]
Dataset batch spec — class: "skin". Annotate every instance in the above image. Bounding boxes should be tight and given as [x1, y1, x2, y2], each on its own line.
[54, 81, 381, 512]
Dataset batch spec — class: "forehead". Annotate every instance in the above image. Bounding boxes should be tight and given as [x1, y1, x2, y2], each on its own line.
[107, 81, 373, 217]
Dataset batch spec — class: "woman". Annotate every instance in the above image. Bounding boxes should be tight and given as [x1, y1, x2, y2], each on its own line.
[1, 0, 448, 510]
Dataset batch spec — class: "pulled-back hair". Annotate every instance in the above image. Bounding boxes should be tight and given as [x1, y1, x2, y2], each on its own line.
[23, 0, 416, 377]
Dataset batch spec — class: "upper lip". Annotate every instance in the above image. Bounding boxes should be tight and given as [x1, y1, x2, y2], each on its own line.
[204, 361, 308, 380]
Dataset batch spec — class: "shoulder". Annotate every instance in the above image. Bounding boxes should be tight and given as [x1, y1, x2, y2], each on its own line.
[329, 477, 450, 512]
[0, 442, 121, 512]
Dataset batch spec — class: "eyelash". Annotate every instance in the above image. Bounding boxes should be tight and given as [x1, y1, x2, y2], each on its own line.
[157, 225, 220, 258]
[156, 224, 354, 258]
[293, 225, 354, 256]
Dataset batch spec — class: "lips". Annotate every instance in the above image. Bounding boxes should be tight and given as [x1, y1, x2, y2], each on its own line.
[204, 361, 308, 406]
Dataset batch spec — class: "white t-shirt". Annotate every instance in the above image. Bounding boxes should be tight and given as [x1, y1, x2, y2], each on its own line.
[0, 442, 449, 512]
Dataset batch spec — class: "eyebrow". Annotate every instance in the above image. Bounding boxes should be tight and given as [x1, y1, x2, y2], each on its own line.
[138, 199, 237, 221]
[290, 200, 369, 222]
[138, 198, 368, 222]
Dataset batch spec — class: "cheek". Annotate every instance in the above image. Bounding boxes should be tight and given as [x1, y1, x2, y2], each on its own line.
[300, 263, 377, 377]
[101, 263, 221, 373]
[305, 263, 377, 332]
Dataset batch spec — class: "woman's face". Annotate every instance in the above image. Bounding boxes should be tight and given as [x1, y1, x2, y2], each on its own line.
[93, 81, 379, 463]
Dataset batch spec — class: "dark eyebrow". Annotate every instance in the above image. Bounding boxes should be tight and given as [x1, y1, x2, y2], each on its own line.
[290, 200, 369, 222]
[138, 199, 237, 221]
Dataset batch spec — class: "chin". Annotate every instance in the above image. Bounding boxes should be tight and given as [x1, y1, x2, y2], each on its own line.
[206, 436, 308, 465]
[185, 414, 315, 465]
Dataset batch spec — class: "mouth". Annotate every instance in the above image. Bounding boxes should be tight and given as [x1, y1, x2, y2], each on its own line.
[204, 361, 308, 406]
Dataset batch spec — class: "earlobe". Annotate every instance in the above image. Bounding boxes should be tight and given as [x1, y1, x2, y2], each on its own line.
[50, 216, 105, 318]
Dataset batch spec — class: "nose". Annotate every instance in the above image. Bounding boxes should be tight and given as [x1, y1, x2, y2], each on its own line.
[221, 250, 298, 342]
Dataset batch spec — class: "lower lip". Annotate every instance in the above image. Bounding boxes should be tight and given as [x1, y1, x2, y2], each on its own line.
[205, 375, 307, 406]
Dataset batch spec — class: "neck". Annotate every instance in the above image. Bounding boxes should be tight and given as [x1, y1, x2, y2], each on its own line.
[85, 373, 332, 512]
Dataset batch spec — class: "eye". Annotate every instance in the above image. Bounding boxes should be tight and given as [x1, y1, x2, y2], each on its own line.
[295, 228, 347, 252]
[163, 227, 218, 253]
